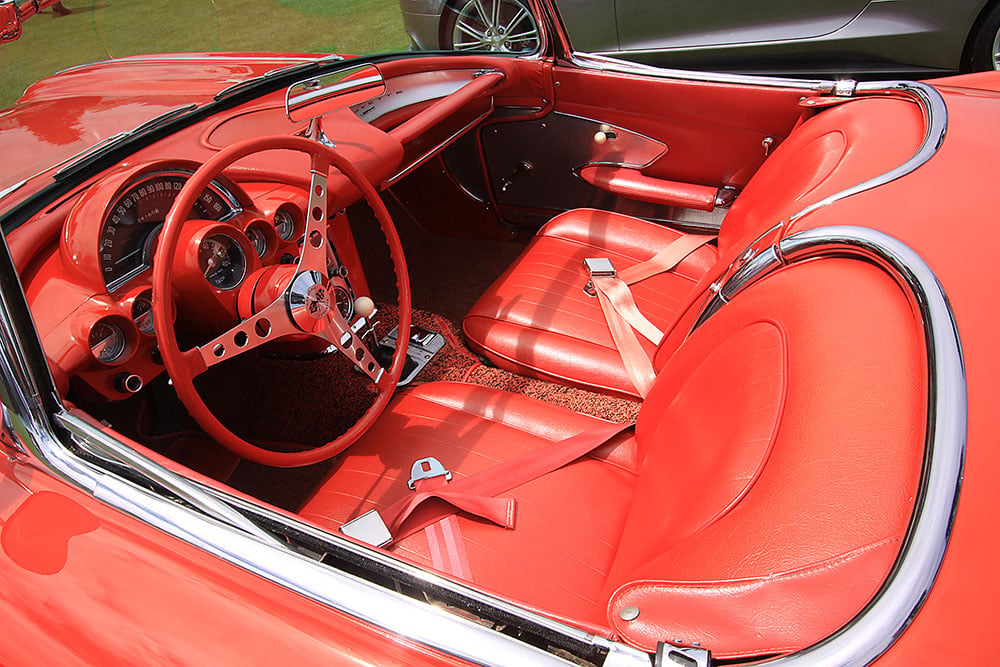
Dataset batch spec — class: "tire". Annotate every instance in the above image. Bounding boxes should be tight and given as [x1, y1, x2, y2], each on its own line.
[965, 2, 1000, 71]
[438, 0, 540, 54]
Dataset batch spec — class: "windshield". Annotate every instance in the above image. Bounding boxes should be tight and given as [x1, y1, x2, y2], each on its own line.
[0, 0, 540, 193]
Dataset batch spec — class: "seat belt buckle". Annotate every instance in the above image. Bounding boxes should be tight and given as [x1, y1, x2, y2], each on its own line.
[408, 456, 452, 490]
[583, 257, 616, 296]
[340, 509, 392, 547]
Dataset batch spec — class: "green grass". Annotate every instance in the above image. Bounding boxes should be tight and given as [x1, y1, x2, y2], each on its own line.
[0, 0, 411, 108]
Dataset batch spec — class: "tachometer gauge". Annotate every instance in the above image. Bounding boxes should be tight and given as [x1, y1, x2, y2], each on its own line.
[100, 172, 238, 291]
[246, 226, 268, 258]
[89, 320, 127, 364]
[274, 209, 297, 241]
[198, 234, 247, 290]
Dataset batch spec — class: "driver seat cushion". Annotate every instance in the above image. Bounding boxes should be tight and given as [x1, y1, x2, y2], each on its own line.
[462, 209, 718, 397]
[299, 381, 641, 623]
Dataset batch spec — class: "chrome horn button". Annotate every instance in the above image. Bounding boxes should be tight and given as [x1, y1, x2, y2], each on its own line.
[288, 270, 334, 332]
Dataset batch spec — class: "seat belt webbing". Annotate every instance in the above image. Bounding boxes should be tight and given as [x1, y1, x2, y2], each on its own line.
[377, 421, 634, 545]
[587, 233, 716, 396]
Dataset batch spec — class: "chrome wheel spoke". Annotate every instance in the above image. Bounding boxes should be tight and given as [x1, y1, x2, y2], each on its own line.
[503, 6, 527, 33]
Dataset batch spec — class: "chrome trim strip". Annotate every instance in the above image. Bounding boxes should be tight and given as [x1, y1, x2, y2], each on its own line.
[789, 81, 947, 222]
[0, 179, 26, 203]
[56, 411, 284, 547]
[55, 55, 321, 76]
[569, 52, 839, 92]
[91, 474, 580, 666]
[383, 106, 494, 186]
[196, 480, 626, 653]
[692, 225, 966, 667]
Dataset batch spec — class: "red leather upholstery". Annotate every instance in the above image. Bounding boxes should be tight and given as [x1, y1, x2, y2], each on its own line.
[301, 257, 924, 658]
[462, 210, 718, 397]
[463, 97, 923, 397]
[578, 166, 718, 211]
[300, 382, 640, 622]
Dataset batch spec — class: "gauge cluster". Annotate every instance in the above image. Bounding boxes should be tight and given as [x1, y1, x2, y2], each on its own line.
[101, 171, 239, 292]
[46, 161, 312, 399]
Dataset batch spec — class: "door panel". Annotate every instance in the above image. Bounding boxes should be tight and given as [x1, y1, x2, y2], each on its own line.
[613, 0, 872, 50]
[478, 62, 811, 228]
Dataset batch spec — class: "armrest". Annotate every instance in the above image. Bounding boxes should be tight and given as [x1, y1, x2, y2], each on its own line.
[578, 165, 717, 211]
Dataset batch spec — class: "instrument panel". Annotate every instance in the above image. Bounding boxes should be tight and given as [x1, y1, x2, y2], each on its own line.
[100, 171, 240, 292]
[46, 160, 311, 399]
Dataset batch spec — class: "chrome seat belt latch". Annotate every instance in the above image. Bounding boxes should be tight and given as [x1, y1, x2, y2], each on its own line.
[340, 509, 392, 547]
[583, 257, 616, 296]
[408, 456, 452, 490]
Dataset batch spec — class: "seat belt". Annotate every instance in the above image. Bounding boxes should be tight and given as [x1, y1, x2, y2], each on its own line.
[340, 421, 633, 547]
[585, 233, 716, 396]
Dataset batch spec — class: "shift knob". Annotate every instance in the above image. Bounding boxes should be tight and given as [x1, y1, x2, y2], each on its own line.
[354, 295, 375, 318]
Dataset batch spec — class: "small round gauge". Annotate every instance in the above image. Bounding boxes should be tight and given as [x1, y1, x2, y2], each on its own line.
[246, 226, 267, 258]
[89, 321, 127, 364]
[274, 209, 296, 241]
[198, 234, 247, 290]
[131, 292, 155, 335]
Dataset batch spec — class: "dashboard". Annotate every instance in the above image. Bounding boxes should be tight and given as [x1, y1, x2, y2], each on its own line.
[15, 63, 514, 403]
[29, 159, 318, 401]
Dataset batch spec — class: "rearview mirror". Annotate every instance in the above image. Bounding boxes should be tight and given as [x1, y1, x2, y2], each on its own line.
[285, 64, 387, 123]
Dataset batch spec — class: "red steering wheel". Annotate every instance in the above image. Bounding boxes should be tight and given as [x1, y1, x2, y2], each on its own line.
[152, 134, 410, 467]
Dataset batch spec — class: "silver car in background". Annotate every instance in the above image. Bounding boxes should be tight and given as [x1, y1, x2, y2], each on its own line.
[399, 0, 1000, 77]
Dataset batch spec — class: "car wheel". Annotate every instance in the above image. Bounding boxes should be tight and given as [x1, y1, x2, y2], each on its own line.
[966, 1, 1000, 71]
[438, 0, 540, 53]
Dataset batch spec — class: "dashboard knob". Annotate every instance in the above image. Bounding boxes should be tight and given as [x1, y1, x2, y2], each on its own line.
[354, 296, 375, 319]
[593, 124, 617, 144]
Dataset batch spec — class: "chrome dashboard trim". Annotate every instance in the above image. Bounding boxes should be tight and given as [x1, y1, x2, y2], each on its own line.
[691, 225, 966, 667]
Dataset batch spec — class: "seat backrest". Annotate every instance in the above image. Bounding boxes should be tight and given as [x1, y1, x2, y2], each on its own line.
[653, 96, 926, 371]
[601, 257, 925, 659]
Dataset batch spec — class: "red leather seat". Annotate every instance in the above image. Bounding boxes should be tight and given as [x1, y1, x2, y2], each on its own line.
[300, 257, 924, 659]
[462, 209, 719, 397]
[463, 97, 926, 397]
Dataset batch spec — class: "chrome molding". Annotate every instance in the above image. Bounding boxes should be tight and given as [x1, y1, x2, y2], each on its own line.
[55, 54, 324, 77]
[567, 58, 948, 226]
[692, 226, 966, 667]
[789, 81, 947, 222]
[570, 51, 839, 92]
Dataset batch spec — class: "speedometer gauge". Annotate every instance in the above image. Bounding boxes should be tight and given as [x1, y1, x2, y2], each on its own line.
[100, 172, 238, 291]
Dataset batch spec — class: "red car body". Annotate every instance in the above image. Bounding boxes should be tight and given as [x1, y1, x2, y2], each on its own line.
[0, 2, 996, 664]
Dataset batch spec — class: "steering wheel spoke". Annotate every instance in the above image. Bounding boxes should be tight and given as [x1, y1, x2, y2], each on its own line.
[298, 160, 332, 277]
[191, 298, 294, 373]
[154, 134, 410, 467]
[322, 308, 388, 387]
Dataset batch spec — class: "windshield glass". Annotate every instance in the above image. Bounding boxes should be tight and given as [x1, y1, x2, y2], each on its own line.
[0, 0, 540, 192]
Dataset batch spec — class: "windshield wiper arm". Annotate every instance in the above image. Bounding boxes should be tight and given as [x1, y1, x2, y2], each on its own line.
[214, 54, 345, 102]
[53, 104, 200, 181]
